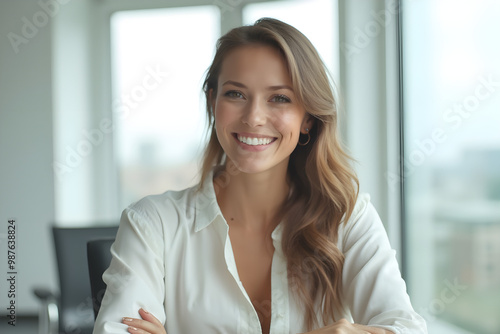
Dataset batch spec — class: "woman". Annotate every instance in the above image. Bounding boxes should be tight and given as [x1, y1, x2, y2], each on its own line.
[93, 18, 426, 334]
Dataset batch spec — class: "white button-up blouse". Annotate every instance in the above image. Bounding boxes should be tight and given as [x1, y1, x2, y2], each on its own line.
[93, 173, 427, 334]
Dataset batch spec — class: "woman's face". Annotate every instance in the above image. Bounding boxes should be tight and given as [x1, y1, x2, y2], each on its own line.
[213, 44, 311, 175]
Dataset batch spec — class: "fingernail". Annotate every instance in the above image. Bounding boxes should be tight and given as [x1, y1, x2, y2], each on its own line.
[122, 317, 133, 322]
[128, 327, 138, 332]
[141, 308, 150, 314]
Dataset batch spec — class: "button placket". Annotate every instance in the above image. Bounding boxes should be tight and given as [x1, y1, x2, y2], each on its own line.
[222, 222, 263, 333]
[269, 242, 290, 334]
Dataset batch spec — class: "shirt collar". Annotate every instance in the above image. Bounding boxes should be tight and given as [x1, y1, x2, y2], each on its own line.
[271, 220, 284, 243]
[194, 168, 223, 233]
[193, 167, 286, 245]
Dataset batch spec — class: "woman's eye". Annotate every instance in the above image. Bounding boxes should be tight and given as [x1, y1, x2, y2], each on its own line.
[224, 90, 243, 99]
[271, 94, 291, 103]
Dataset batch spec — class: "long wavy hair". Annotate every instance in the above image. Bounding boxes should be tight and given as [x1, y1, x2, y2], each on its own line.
[199, 18, 359, 330]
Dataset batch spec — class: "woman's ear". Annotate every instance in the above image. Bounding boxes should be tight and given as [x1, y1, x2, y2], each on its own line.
[301, 114, 315, 134]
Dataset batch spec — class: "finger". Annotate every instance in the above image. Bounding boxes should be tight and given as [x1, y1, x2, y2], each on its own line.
[122, 316, 158, 334]
[138, 308, 164, 327]
[353, 323, 391, 334]
[126, 326, 150, 334]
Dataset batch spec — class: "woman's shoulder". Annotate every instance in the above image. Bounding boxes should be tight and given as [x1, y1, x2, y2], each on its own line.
[348, 193, 373, 223]
[337, 193, 386, 251]
[126, 183, 204, 218]
[121, 183, 211, 232]
[339, 193, 375, 229]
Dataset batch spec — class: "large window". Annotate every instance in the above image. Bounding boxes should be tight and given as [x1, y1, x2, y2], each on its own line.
[402, 1, 500, 333]
[111, 6, 219, 207]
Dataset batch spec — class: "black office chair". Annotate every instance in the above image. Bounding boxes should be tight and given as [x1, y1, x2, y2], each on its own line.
[87, 238, 115, 319]
[34, 226, 118, 334]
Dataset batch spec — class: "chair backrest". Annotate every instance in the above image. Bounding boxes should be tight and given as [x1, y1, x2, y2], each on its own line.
[52, 226, 118, 334]
[87, 238, 115, 319]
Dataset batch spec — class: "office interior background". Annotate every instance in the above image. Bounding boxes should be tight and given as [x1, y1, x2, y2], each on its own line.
[0, 0, 499, 333]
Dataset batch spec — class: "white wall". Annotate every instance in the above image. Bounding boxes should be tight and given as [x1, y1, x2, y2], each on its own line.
[0, 0, 57, 314]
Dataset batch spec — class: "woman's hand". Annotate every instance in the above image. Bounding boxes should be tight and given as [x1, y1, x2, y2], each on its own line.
[121, 308, 167, 334]
[303, 319, 394, 334]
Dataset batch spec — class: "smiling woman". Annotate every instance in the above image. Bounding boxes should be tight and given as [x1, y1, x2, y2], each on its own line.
[93, 18, 427, 334]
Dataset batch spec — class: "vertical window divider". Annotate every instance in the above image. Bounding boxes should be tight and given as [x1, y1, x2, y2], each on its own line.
[396, 0, 408, 281]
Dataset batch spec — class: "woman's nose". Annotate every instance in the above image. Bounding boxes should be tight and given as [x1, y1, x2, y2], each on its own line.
[242, 98, 266, 127]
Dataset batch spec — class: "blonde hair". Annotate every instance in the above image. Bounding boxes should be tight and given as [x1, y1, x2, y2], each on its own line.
[200, 18, 358, 329]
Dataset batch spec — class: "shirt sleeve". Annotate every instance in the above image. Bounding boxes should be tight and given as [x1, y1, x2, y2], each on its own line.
[92, 198, 166, 334]
[340, 194, 427, 334]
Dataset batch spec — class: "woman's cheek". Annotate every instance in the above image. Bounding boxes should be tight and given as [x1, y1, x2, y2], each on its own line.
[271, 113, 303, 140]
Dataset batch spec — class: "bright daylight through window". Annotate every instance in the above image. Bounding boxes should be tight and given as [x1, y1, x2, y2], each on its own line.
[403, 1, 500, 333]
[111, 6, 219, 208]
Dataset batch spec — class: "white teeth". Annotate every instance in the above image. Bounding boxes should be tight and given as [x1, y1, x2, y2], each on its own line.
[237, 135, 273, 146]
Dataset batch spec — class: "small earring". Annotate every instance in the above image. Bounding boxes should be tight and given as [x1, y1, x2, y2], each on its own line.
[298, 128, 310, 146]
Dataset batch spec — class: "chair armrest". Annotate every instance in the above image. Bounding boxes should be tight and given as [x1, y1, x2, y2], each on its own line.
[33, 287, 59, 334]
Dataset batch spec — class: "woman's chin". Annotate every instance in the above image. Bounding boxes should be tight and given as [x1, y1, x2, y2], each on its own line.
[225, 158, 289, 177]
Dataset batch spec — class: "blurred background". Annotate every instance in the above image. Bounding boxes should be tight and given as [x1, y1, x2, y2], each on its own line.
[0, 0, 499, 333]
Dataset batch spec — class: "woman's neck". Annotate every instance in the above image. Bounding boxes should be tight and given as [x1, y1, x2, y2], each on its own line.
[214, 162, 290, 233]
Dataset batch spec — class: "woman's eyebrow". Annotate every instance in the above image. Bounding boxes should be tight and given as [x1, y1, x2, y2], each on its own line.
[222, 80, 246, 88]
[267, 85, 293, 91]
[222, 80, 293, 92]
